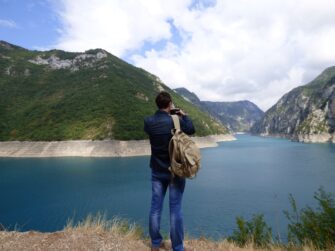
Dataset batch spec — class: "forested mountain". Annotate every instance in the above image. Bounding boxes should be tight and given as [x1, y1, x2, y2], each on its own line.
[0, 40, 228, 141]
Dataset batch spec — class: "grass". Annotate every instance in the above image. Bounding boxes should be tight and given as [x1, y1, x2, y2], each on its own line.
[63, 211, 144, 240]
[0, 211, 333, 251]
[54, 208, 334, 251]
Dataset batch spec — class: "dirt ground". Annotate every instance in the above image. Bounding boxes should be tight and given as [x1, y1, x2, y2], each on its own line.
[0, 228, 315, 251]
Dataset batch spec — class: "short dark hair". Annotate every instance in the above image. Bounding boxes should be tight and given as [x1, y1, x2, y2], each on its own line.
[155, 91, 172, 109]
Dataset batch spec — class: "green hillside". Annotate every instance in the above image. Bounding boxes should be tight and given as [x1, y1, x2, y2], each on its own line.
[0, 40, 228, 141]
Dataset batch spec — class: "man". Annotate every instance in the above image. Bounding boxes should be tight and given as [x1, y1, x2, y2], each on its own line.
[144, 91, 195, 251]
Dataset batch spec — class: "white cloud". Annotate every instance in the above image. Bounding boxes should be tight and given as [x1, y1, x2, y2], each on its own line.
[52, 0, 335, 110]
[52, 0, 191, 55]
[0, 19, 17, 28]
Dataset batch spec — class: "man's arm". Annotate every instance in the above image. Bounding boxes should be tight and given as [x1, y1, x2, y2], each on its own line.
[179, 115, 195, 135]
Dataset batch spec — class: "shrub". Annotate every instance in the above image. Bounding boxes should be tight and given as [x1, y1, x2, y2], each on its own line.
[284, 187, 335, 249]
[228, 213, 273, 248]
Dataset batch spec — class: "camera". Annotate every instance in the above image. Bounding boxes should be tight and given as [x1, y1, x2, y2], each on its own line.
[170, 108, 181, 115]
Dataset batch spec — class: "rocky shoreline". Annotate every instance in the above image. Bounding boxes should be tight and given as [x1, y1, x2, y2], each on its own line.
[0, 134, 236, 158]
[294, 133, 335, 143]
[259, 132, 335, 143]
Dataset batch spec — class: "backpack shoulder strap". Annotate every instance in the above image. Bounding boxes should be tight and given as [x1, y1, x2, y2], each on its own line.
[171, 114, 181, 131]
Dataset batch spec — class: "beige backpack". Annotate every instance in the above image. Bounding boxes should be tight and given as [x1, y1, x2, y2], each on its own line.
[168, 114, 201, 178]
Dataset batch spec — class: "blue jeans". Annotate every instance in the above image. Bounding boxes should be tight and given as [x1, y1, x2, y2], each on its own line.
[149, 170, 186, 251]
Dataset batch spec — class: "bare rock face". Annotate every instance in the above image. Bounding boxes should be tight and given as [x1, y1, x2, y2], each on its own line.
[28, 51, 108, 71]
[251, 66, 335, 143]
[135, 92, 149, 101]
[0, 40, 18, 50]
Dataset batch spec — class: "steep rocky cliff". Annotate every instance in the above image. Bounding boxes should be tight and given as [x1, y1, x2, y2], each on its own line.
[251, 66, 335, 143]
[174, 87, 264, 132]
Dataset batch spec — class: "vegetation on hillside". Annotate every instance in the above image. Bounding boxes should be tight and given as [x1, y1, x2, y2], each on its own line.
[0, 40, 228, 141]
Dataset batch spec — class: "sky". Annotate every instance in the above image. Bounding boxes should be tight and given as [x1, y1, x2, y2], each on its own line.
[1, 0, 335, 111]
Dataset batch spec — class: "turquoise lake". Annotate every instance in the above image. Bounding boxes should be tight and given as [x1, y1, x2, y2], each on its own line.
[0, 134, 335, 240]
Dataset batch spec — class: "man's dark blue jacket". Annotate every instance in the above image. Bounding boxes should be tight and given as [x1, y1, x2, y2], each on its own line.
[144, 110, 195, 173]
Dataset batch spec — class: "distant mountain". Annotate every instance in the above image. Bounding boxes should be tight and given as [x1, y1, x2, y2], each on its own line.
[173, 87, 202, 106]
[0, 40, 229, 141]
[251, 66, 335, 143]
[174, 87, 264, 132]
[201, 100, 264, 132]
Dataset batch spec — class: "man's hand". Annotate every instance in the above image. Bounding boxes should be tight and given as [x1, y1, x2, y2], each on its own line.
[177, 109, 186, 116]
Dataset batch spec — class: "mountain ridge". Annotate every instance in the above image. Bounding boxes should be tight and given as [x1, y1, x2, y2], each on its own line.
[174, 87, 264, 132]
[0, 40, 229, 141]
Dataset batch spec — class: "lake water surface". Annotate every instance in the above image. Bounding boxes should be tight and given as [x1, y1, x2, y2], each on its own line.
[1, 135, 335, 240]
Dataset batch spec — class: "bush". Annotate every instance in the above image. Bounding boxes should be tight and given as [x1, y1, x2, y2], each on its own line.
[284, 187, 335, 249]
[228, 213, 273, 248]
